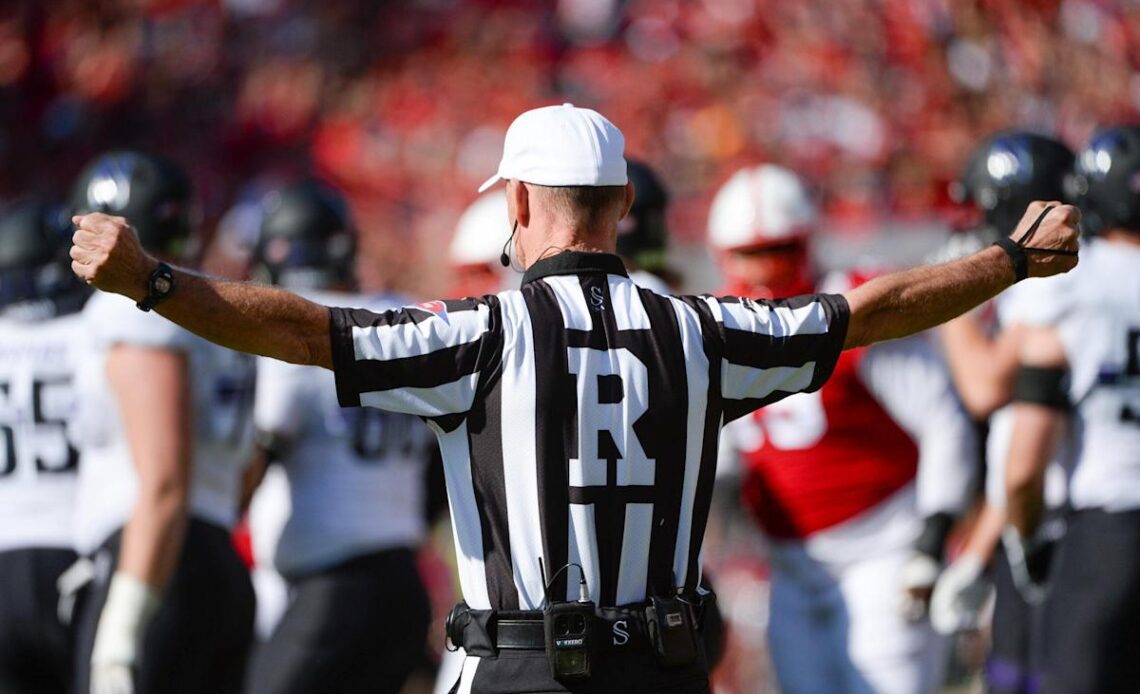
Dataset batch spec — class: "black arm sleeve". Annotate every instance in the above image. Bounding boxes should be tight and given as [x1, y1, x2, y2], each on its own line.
[1012, 366, 1071, 411]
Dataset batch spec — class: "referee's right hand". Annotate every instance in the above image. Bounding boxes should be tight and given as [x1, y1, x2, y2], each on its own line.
[70, 213, 156, 302]
[1011, 201, 1081, 278]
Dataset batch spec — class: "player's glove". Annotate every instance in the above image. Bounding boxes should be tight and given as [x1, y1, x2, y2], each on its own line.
[90, 573, 161, 694]
[899, 551, 941, 622]
[900, 512, 956, 621]
[1001, 527, 1055, 605]
[56, 557, 96, 625]
[929, 553, 990, 634]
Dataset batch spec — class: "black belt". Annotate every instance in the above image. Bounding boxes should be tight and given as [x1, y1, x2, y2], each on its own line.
[446, 598, 713, 657]
[495, 616, 546, 650]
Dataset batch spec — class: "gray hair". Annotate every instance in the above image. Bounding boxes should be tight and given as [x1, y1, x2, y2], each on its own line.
[530, 184, 627, 228]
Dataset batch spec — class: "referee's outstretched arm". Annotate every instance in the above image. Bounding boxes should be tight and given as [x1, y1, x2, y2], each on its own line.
[844, 201, 1079, 347]
[69, 201, 1080, 365]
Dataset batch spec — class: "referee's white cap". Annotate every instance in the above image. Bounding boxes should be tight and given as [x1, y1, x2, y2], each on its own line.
[477, 103, 628, 193]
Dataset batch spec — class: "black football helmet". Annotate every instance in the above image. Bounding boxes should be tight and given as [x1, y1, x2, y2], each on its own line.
[618, 159, 669, 274]
[69, 150, 194, 257]
[1070, 125, 1140, 235]
[251, 182, 355, 290]
[955, 132, 1074, 237]
[0, 198, 88, 315]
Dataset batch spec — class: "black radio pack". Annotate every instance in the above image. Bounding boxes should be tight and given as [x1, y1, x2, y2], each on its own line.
[645, 594, 698, 668]
[539, 559, 595, 681]
[543, 598, 594, 680]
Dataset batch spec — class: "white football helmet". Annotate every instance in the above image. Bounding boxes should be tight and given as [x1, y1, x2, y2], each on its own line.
[450, 193, 510, 266]
[707, 164, 817, 252]
[449, 192, 514, 297]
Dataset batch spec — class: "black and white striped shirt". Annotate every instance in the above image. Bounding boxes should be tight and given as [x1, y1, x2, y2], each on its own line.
[330, 252, 848, 611]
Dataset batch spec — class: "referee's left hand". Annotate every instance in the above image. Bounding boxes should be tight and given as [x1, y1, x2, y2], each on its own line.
[70, 213, 157, 302]
[1011, 201, 1081, 278]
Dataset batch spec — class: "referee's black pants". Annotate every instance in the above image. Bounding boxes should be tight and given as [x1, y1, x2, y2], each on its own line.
[0, 547, 77, 694]
[1042, 508, 1140, 694]
[245, 547, 430, 694]
[73, 518, 255, 694]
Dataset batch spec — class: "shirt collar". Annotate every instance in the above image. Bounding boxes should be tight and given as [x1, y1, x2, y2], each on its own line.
[521, 251, 629, 285]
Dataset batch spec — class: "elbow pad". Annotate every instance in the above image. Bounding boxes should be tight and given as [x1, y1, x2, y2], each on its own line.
[1012, 366, 1071, 411]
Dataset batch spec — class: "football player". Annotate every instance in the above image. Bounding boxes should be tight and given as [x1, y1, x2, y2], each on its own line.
[933, 132, 1074, 694]
[0, 199, 90, 694]
[711, 164, 977, 694]
[243, 182, 434, 694]
[1004, 125, 1140, 693]
[69, 151, 256, 694]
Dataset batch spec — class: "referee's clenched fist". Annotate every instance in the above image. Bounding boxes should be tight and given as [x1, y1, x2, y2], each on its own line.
[1004, 201, 1081, 279]
[70, 213, 154, 301]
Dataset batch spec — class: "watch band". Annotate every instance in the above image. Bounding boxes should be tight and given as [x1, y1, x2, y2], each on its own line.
[136, 262, 175, 312]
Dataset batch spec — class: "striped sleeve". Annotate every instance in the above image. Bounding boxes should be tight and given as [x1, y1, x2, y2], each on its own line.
[707, 293, 850, 422]
[328, 297, 499, 419]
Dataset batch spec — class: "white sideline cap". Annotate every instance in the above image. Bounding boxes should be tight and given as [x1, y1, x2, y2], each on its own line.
[477, 103, 628, 193]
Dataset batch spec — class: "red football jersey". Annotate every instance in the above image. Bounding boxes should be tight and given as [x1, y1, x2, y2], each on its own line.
[737, 346, 919, 540]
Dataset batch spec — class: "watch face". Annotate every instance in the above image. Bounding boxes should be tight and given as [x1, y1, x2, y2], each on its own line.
[154, 276, 172, 294]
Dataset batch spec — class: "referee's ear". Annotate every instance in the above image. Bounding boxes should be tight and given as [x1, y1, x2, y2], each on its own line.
[509, 180, 530, 228]
[620, 180, 635, 220]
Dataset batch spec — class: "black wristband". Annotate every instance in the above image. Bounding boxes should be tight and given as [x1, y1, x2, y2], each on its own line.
[136, 262, 175, 312]
[914, 512, 955, 560]
[993, 237, 1029, 283]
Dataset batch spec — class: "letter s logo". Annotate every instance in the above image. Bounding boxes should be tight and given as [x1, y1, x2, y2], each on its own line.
[612, 619, 630, 646]
[589, 285, 606, 311]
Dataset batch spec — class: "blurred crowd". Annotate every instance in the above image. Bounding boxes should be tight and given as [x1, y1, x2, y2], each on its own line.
[2, 0, 1138, 290]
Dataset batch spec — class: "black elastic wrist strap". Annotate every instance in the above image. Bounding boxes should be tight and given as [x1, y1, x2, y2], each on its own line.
[992, 206, 1079, 282]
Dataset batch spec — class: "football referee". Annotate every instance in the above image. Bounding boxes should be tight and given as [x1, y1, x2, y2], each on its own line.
[70, 104, 1079, 694]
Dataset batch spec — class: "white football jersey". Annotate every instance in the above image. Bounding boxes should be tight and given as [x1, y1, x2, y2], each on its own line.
[73, 293, 256, 554]
[251, 290, 432, 578]
[1028, 238, 1140, 511]
[0, 310, 86, 552]
[986, 274, 1072, 510]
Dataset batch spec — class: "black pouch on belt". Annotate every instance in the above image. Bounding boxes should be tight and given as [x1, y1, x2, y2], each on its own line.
[645, 595, 698, 668]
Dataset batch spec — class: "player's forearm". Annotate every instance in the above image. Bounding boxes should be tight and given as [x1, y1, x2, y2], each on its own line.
[141, 266, 332, 368]
[1006, 466, 1047, 538]
[118, 489, 189, 589]
[844, 246, 1015, 349]
[940, 316, 1020, 418]
[1004, 403, 1061, 536]
[967, 502, 1006, 564]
